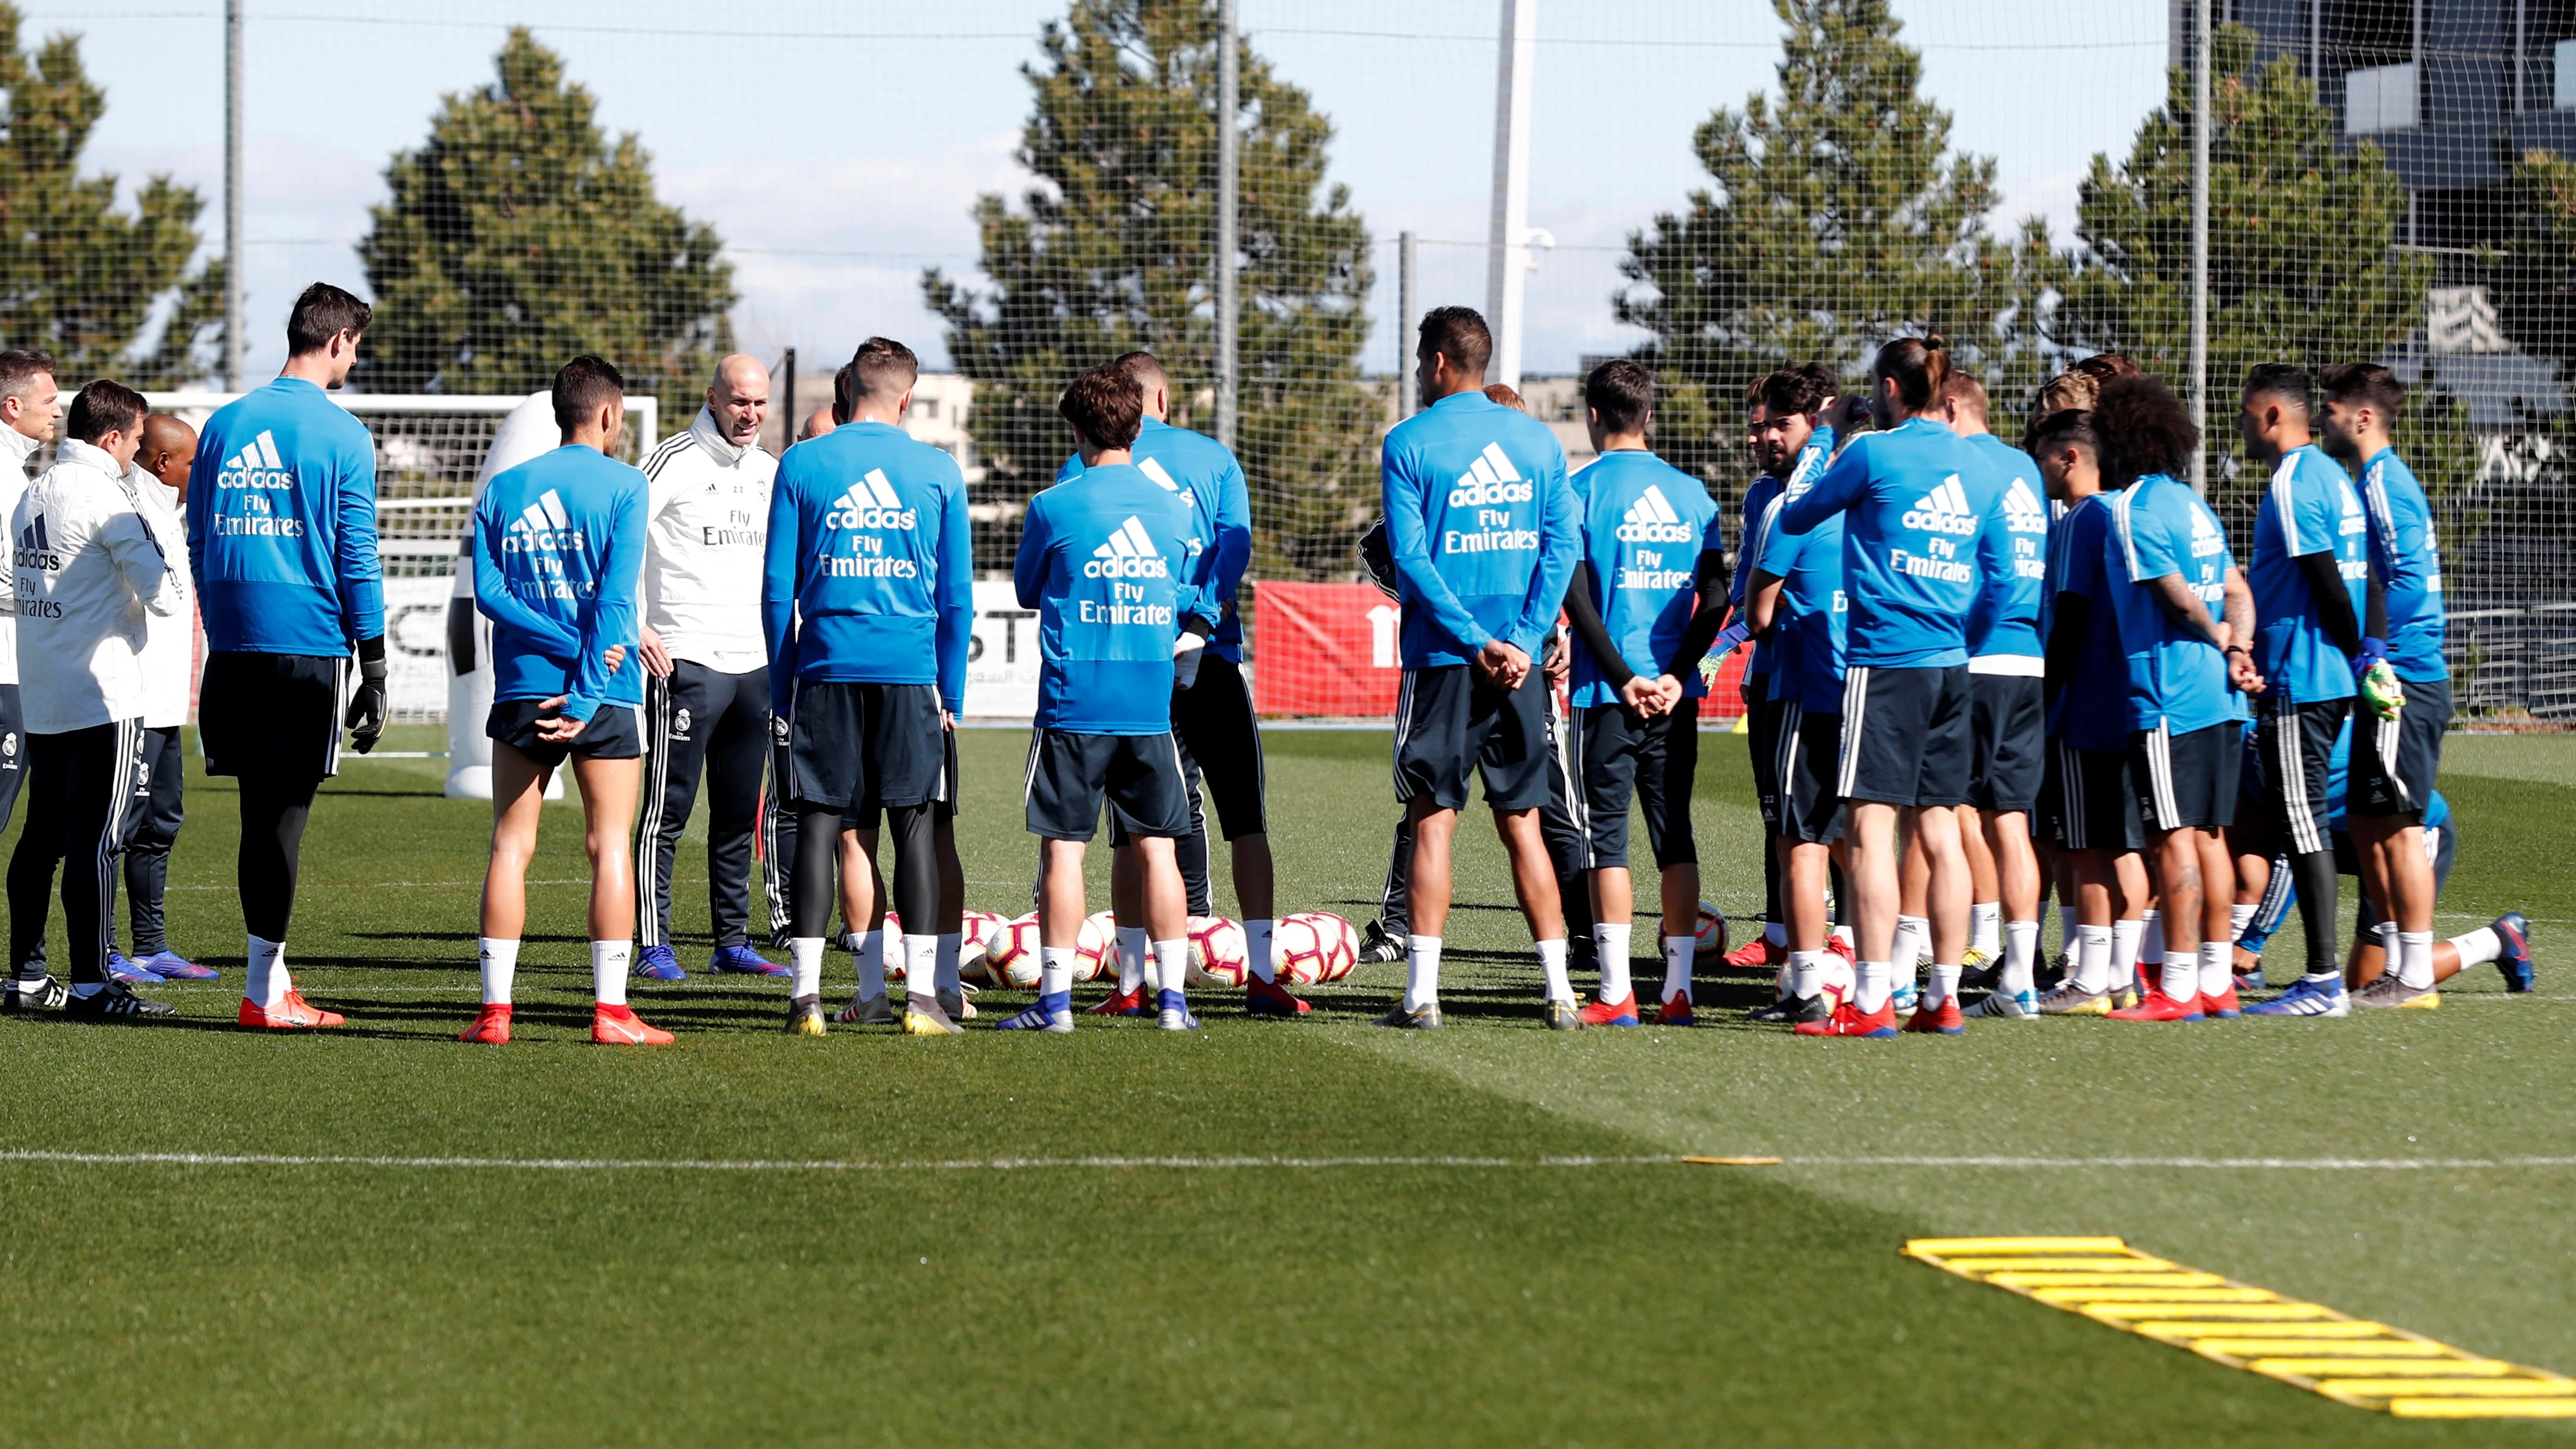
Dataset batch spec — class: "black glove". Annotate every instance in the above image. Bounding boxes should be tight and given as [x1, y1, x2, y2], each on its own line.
[347, 638, 388, 754]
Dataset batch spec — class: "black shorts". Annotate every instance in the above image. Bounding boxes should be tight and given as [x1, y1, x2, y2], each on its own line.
[1744, 690, 1787, 831]
[2131, 720, 2242, 834]
[1567, 697, 1700, 870]
[1024, 728, 1190, 842]
[2257, 695, 2347, 856]
[783, 680, 947, 819]
[2053, 739, 2144, 853]
[1774, 701, 1846, 845]
[488, 697, 643, 768]
[198, 650, 347, 782]
[1171, 654, 1266, 839]
[2351, 674, 2449, 821]
[1391, 664, 1551, 812]
[1967, 670, 2045, 815]
[1836, 663, 1973, 808]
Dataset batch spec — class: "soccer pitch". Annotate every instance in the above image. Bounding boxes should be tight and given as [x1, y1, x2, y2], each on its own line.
[1, 724, 2569, 1445]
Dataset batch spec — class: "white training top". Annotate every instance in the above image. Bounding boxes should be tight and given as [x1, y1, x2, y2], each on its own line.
[0, 426, 42, 688]
[640, 407, 775, 674]
[12, 439, 176, 734]
[129, 468, 195, 729]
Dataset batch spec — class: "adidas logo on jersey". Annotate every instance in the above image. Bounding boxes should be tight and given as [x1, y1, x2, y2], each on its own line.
[13, 514, 60, 576]
[1084, 516, 1169, 579]
[1616, 484, 1697, 544]
[214, 430, 292, 491]
[1901, 476, 1981, 536]
[2189, 502, 2226, 558]
[1446, 442, 1533, 507]
[502, 488, 584, 555]
[823, 470, 916, 531]
[1138, 457, 1185, 493]
[2002, 478, 2047, 535]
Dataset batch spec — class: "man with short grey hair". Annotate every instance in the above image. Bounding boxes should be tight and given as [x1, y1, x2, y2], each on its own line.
[0, 350, 61, 1002]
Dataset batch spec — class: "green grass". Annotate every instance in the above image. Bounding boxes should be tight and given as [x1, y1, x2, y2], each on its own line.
[1, 723, 2571, 1445]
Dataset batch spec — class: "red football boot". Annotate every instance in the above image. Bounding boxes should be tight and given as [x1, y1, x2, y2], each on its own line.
[1903, 996, 1965, 1035]
[1656, 992, 1695, 1026]
[2108, 990, 2205, 1022]
[1720, 934, 1784, 970]
[238, 991, 343, 1030]
[592, 1004, 675, 1044]
[1795, 998, 1899, 1038]
[459, 1003, 513, 1044]
[2197, 984, 2243, 1019]
[1244, 977, 1311, 1017]
[1579, 992, 1640, 1027]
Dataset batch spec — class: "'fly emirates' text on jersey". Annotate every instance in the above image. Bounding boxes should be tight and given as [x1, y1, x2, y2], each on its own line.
[471, 444, 644, 723]
[1056, 416, 1250, 664]
[642, 407, 776, 673]
[186, 376, 384, 655]
[2107, 471, 2239, 737]
[1964, 432, 2048, 666]
[1779, 416, 2003, 670]
[2359, 448, 2447, 683]
[1015, 464, 1206, 735]
[1379, 390, 1578, 669]
[1569, 449, 1722, 709]
[762, 421, 973, 717]
[2250, 442, 2368, 703]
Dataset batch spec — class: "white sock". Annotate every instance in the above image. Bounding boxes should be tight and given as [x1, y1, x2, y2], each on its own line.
[2075, 925, 2112, 993]
[1662, 935, 1694, 1003]
[2111, 919, 2144, 992]
[1117, 926, 1149, 995]
[2450, 927, 2502, 968]
[478, 936, 519, 1006]
[246, 934, 288, 1008]
[1894, 916, 1929, 970]
[2003, 920, 2039, 996]
[1789, 949, 1824, 1001]
[905, 934, 938, 999]
[2373, 922, 2398, 984]
[1764, 919, 1787, 947]
[1245, 919, 1275, 985]
[2160, 950, 2194, 1002]
[2229, 902, 2256, 945]
[1153, 938, 1188, 1002]
[592, 940, 631, 1006]
[1404, 936, 1442, 1012]
[859, 928, 887, 1001]
[1831, 923, 1854, 952]
[1538, 938, 1572, 1004]
[2398, 931, 2435, 990]
[2139, 909, 2163, 967]
[1970, 902, 2001, 959]
[1924, 961, 1960, 1011]
[1854, 959, 1891, 1015]
[2057, 904, 2078, 955]
[1040, 945, 1075, 998]
[1594, 924, 1633, 1002]
[935, 932, 962, 995]
[2199, 941, 2231, 1001]
[791, 937, 825, 999]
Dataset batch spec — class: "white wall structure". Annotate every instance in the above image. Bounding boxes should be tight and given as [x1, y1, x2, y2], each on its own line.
[1484, 0, 1538, 392]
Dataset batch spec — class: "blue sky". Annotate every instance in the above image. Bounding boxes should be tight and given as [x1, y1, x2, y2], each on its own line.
[37, 0, 2168, 382]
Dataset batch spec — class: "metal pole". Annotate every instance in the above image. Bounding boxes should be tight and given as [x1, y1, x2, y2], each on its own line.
[2189, 0, 2211, 495]
[780, 346, 796, 452]
[224, 0, 245, 390]
[1485, 0, 1535, 391]
[1214, 0, 1239, 451]
[1398, 231, 1419, 418]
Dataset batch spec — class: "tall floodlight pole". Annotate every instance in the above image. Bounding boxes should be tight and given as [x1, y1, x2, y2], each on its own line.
[224, 0, 245, 390]
[2189, 0, 2212, 493]
[1398, 230, 1419, 418]
[1486, 0, 1536, 392]
[1214, 0, 1240, 450]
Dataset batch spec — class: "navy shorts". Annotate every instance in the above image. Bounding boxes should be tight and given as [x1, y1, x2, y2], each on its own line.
[780, 680, 948, 820]
[1391, 664, 1551, 812]
[2051, 738, 2143, 853]
[1024, 728, 1190, 842]
[199, 650, 348, 783]
[2351, 674, 2449, 821]
[488, 698, 643, 769]
[1567, 696, 1699, 870]
[1967, 671, 2045, 815]
[2131, 720, 2242, 834]
[1836, 663, 1973, 808]
[1774, 701, 1846, 845]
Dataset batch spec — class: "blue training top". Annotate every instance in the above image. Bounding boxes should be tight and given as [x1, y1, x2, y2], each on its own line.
[186, 376, 384, 655]
[763, 421, 975, 717]
[2049, 491, 2130, 751]
[2105, 472, 2239, 737]
[1568, 449, 1723, 709]
[2358, 448, 2447, 683]
[1756, 492, 1848, 715]
[2249, 442, 2367, 703]
[1964, 432, 2047, 661]
[1056, 416, 1250, 664]
[470, 444, 645, 723]
[1379, 390, 1578, 669]
[1015, 462, 1206, 735]
[1735, 424, 1836, 683]
[1779, 416, 2000, 670]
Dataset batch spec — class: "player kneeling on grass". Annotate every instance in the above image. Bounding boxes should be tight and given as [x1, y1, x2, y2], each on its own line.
[460, 357, 661, 1047]
[761, 337, 973, 1036]
[1558, 360, 1726, 1026]
[999, 363, 1212, 1034]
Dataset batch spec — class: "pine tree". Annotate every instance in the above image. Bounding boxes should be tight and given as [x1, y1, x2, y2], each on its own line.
[1615, 0, 2015, 490]
[0, 3, 221, 384]
[358, 29, 734, 414]
[925, 0, 1378, 577]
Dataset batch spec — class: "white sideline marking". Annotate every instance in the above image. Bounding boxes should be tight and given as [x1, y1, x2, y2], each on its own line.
[1788, 1155, 2576, 1170]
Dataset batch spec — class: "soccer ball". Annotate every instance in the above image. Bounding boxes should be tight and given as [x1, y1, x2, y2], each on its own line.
[1187, 916, 1248, 988]
[1274, 912, 1357, 985]
[959, 909, 1008, 970]
[879, 911, 908, 978]
[1077, 910, 1119, 983]
[1817, 951, 1856, 1009]
[1692, 902, 1730, 961]
[983, 913, 1043, 988]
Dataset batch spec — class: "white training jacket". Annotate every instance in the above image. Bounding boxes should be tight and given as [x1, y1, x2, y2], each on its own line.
[129, 468, 195, 729]
[639, 407, 775, 674]
[0, 426, 42, 688]
[13, 439, 177, 735]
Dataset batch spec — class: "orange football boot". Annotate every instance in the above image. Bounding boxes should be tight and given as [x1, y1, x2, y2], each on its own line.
[2108, 990, 2205, 1022]
[238, 991, 343, 1030]
[592, 1004, 675, 1045]
[459, 1004, 513, 1044]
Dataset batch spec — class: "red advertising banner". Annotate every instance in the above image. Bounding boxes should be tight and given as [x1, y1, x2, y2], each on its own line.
[1249, 582, 1402, 717]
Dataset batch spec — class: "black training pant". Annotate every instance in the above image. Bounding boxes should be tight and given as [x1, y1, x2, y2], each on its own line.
[121, 724, 186, 956]
[7, 720, 148, 985]
[636, 661, 774, 948]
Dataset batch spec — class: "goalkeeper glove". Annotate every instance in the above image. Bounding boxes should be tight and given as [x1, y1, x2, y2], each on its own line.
[1172, 630, 1206, 691]
[2358, 660, 2406, 721]
[346, 642, 389, 754]
[1713, 618, 1753, 654]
